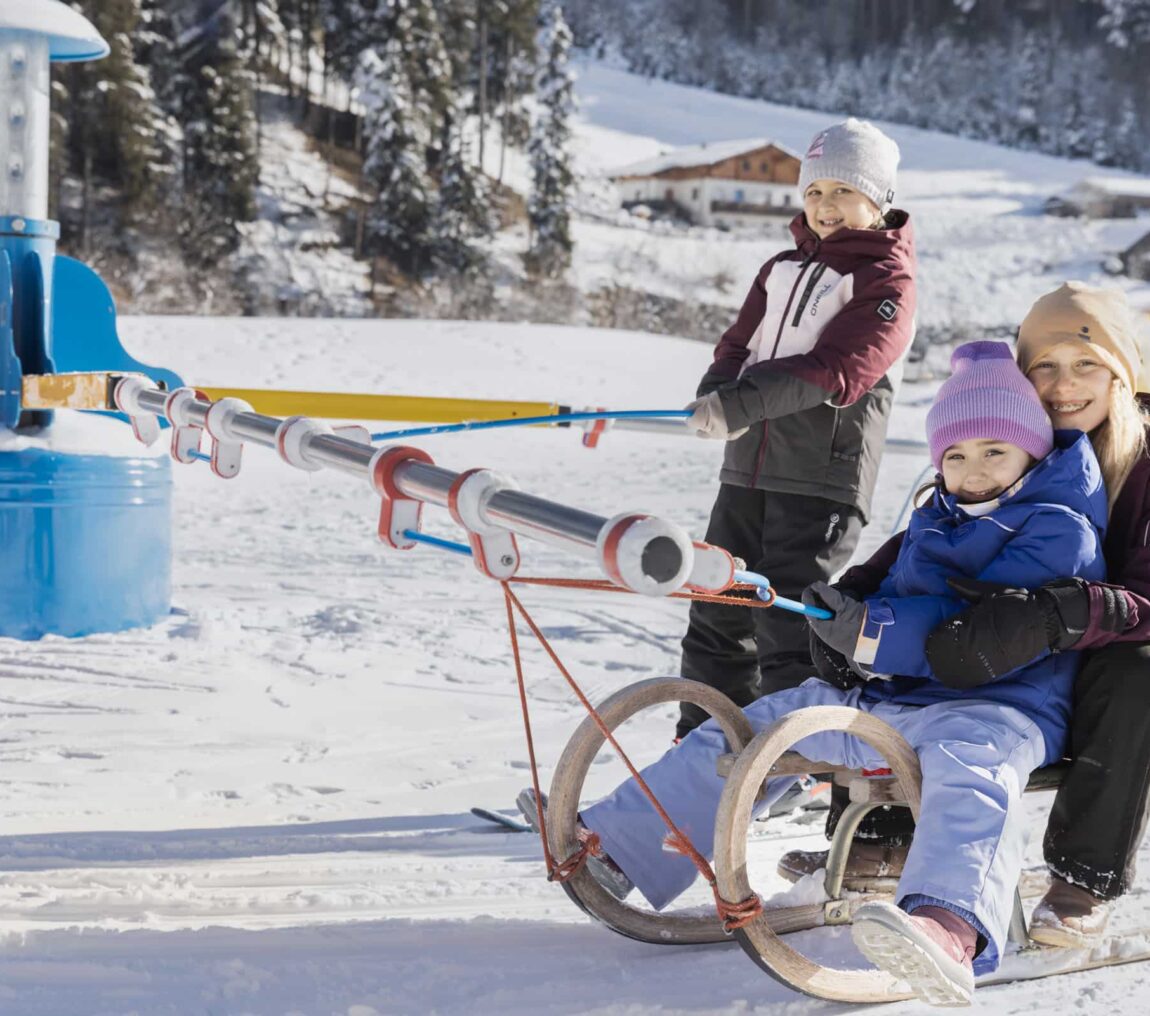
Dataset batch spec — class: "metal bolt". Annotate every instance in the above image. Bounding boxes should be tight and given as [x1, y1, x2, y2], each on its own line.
[500, 554, 515, 567]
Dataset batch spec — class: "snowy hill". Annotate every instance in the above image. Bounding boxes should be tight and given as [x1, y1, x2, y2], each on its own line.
[485, 61, 1150, 334]
[0, 316, 1144, 1014]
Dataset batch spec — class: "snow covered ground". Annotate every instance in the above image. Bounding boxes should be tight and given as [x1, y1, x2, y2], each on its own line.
[0, 315, 1146, 1015]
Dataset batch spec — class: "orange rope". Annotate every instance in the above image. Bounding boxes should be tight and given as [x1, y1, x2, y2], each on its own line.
[501, 579, 767, 931]
[509, 576, 777, 609]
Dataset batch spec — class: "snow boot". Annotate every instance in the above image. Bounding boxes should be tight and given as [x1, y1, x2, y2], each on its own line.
[515, 788, 634, 901]
[777, 841, 908, 891]
[851, 900, 976, 1007]
[1029, 877, 1111, 947]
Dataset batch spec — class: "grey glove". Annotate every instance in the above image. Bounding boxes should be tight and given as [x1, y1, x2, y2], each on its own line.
[802, 581, 873, 678]
[684, 391, 749, 441]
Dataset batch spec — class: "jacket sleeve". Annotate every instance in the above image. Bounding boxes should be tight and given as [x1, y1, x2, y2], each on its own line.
[863, 512, 1103, 679]
[718, 258, 916, 430]
[837, 531, 906, 596]
[1078, 542, 1150, 648]
[696, 257, 781, 395]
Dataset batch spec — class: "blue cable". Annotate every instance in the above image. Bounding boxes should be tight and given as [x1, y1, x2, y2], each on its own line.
[370, 409, 691, 442]
[735, 570, 832, 619]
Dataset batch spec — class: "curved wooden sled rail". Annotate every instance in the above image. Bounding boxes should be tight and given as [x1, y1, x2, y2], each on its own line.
[546, 677, 755, 945]
[713, 705, 923, 1004]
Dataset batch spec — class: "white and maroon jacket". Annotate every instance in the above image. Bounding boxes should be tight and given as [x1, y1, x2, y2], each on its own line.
[701, 211, 917, 520]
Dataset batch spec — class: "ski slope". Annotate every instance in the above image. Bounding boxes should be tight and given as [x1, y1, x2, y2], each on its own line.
[0, 314, 1141, 1015]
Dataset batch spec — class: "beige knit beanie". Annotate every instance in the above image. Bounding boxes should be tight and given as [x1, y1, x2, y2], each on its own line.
[1016, 282, 1145, 394]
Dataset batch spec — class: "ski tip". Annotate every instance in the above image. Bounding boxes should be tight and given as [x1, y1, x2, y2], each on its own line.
[470, 806, 532, 833]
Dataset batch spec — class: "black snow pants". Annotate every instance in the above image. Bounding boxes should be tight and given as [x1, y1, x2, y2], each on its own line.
[676, 484, 862, 740]
[1044, 641, 1150, 900]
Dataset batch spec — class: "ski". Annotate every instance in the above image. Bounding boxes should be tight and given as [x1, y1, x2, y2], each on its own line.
[470, 806, 533, 833]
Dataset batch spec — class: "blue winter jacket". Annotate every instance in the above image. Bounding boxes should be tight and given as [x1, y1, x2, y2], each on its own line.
[856, 431, 1107, 763]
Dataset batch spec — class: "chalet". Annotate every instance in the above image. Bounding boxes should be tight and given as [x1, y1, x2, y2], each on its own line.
[1121, 230, 1150, 281]
[1045, 176, 1150, 218]
[610, 138, 801, 229]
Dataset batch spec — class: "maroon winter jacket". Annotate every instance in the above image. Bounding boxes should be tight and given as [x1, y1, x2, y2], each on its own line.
[703, 211, 917, 521]
[840, 432, 1150, 648]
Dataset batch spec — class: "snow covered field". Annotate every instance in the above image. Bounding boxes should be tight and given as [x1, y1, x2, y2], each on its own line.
[0, 315, 1144, 1015]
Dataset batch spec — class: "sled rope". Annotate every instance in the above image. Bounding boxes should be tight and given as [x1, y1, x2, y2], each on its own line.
[369, 409, 692, 443]
[501, 581, 764, 931]
[508, 575, 777, 610]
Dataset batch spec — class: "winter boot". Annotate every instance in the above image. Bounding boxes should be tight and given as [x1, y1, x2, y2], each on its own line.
[777, 841, 908, 891]
[851, 901, 976, 1007]
[515, 788, 634, 901]
[1029, 877, 1111, 947]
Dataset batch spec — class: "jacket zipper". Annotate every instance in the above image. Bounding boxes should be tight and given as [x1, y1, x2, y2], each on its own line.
[790, 262, 829, 327]
[752, 241, 822, 485]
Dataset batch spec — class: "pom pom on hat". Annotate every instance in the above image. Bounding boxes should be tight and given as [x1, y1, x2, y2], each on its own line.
[927, 340, 1054, 470]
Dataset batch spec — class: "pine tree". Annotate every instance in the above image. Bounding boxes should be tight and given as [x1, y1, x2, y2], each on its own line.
[173, 1, 259, 263]
[66, 0, 175, 211]
[430, 105, 494, 275]
[526, 0, 575, 277]
[356, 39, 435, 273]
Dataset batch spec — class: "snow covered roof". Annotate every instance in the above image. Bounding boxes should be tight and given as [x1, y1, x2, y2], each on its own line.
[1071, 176, 1150, 199]
[0, 0, 108, 62]
[609, 138, 800, 179]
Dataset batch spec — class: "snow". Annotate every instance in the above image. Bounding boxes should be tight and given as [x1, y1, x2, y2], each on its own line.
[0, 314, 1143, 1013]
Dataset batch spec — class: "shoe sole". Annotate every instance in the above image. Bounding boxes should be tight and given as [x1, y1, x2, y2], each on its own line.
[851, 910, 973, 1008]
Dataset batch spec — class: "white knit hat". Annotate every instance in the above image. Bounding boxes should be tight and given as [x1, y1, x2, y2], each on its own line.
[798, 118, 900, 212]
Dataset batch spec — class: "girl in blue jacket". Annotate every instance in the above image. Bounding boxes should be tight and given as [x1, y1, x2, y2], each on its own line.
[576, 341, 1107, 1006]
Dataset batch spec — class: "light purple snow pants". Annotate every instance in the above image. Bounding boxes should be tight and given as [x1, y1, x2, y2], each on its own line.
[580, 679, 1047, 974]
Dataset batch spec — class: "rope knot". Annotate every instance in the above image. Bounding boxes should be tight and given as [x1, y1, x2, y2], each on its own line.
[716, 892, 764, 933]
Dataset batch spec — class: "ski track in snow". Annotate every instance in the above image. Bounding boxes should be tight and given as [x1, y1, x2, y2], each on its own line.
[3, 64, 1150, 1014]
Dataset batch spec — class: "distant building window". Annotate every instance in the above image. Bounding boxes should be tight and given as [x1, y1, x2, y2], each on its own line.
[764, 192, 772, 206]
[691, 187, 699, 200]
[735, 189, 745, 204]
[635, 190, 641, 199]
[784, 194, 792, 206]
[761, 161, 769, 172]
[741, 159, 751, 171]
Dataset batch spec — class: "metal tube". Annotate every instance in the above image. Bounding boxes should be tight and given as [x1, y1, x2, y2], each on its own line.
[124, 382, 686, 583]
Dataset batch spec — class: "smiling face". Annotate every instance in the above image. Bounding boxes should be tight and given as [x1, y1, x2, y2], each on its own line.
[1025, 341, 1115, 434]
[802, 178, 881, 238]
[940, 438, 1034, 504]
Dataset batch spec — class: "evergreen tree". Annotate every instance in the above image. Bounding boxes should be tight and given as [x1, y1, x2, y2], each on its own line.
[67, 0, 175, 210]
[356, 39, 435, 273]
[430, 105, 494, 274]
[173, 1, 259, 262]
[526, 0, 575, 277]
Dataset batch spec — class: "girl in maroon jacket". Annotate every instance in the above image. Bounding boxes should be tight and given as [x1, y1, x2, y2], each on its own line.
[675, 119, 917, 741]
[786, 282, 1150, 949]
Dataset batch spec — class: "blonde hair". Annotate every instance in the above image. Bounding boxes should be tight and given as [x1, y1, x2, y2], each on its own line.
[1090, 378, 1149, 510]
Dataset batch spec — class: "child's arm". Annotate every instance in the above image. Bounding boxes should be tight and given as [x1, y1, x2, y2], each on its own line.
[845, 513, 1103, 681]
[696, 256, 784, 396]
[716, 258, 916, 430]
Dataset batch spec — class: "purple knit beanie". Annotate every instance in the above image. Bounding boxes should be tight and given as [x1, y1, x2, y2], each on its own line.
[926, 340, 1053, 470]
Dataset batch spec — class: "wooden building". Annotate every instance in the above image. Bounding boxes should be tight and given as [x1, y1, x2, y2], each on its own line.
[1046, 177, 1150, 218]
[610, 138, 801, 228]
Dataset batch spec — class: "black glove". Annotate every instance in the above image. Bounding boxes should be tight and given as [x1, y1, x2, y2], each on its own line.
[803, 583, 866, 691]
[926, 577, 1119, 689]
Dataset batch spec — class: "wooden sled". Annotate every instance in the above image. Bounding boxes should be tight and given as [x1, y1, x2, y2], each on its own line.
[546, 677, 1150, 1004]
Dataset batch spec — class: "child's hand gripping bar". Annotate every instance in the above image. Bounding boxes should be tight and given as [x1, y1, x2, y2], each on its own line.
[734, 570, 833, 619]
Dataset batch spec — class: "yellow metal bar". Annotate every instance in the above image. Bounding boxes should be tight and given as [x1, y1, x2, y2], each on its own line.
[22, 372, 141, 410]
[195, 388, 561, 423]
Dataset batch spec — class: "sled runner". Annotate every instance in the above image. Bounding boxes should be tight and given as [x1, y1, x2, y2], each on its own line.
[541, 677, 1150, 1004]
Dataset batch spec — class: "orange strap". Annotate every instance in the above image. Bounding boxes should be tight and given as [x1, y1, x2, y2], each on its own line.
[501, 579, 765, 930]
